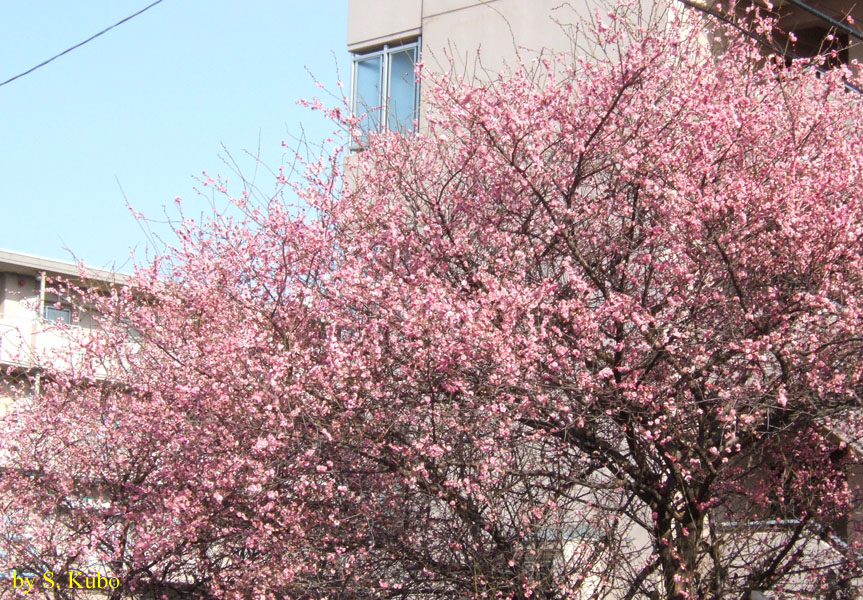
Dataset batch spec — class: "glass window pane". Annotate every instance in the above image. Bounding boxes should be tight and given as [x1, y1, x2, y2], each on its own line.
[387, 48, 418, 132]
[44, 306, 71, 324]
[354, 55, 382, 133]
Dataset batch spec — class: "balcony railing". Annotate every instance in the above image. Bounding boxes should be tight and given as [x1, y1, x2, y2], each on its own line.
[0, 313, 95, 375]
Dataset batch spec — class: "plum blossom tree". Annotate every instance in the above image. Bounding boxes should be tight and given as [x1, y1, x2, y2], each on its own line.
[3, 2, 863, 599]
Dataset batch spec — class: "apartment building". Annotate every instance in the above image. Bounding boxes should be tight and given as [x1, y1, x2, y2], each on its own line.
[348, 0, 863, 136]
[347, 0, 580, 134]
[346, 1, 863, 597]
[0, 249, 128, 404]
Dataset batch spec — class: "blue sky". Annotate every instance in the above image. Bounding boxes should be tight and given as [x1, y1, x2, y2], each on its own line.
[0, 1, 349, 272]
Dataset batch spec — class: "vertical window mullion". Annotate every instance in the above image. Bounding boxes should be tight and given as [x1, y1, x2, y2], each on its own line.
[381, 45, 390, 132]
[413, 41, 420, 129]
[350, 57, 357, 124]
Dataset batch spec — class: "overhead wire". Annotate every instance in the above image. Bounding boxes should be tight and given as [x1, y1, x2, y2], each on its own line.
[0, 0, 165, 89]
[1, 0, 859, 92]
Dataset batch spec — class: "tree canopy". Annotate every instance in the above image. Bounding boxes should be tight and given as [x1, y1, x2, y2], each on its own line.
[3, 2, 863, 599]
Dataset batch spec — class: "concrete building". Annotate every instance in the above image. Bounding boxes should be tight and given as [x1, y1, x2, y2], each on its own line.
[347, 0, 582, 134]
[347, 0, 863, 136]
[346, 1, 863, 596]
[0, 249, 128, 403]
[347, 0, 584, 82]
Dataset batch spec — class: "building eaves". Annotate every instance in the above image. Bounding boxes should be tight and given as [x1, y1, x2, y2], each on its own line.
[0, 249, 131, 286]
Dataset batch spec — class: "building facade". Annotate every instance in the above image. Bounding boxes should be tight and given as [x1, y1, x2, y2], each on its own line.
[0, 249, 128, 406]
[348, 0, 582, 134]
[348, 0, 863, 136]
[346, 1, 863, 597]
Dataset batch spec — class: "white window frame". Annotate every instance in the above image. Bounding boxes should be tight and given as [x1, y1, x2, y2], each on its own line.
[351, 39, 421, 136]
[43, 305, 71, 325]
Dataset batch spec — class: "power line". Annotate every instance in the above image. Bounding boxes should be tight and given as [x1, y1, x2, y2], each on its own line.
[0, 0, 165, 89]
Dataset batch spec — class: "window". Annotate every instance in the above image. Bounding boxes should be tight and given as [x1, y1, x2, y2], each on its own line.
[352, 41, 420, 137]
[43, 306, 71, 325]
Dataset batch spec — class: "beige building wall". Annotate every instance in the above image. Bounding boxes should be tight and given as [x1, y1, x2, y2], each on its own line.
[0, 251, 127, 410]
[348, 0, 587, 77]
[0, 272, 98, 370]
[349, 0, 863, 82]
[347, 0, 604, 135]
[348, 0, 422, 51]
